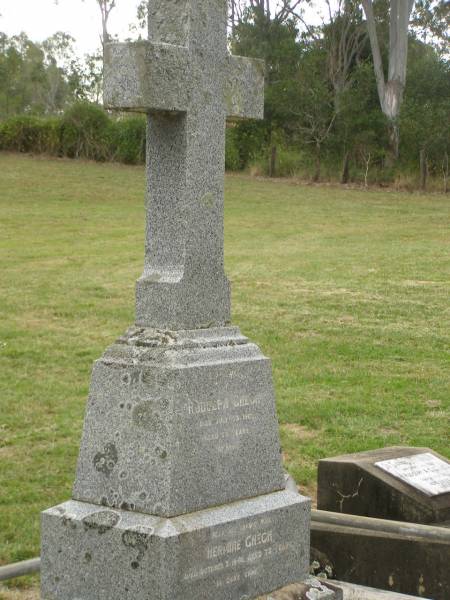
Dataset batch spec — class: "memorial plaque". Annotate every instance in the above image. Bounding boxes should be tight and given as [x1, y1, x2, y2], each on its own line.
[375, 452, 450, 497]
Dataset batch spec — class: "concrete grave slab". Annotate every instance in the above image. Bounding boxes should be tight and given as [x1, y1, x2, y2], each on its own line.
[311, 508, 450, 599]
[317, 447, 450, 524]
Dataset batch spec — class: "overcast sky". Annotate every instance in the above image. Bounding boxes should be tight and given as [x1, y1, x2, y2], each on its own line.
[0, 1, 324, 57]
[0, 0, 146, 56]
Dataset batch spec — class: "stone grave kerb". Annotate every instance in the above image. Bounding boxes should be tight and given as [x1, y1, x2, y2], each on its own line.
[104, 0, 265, 330]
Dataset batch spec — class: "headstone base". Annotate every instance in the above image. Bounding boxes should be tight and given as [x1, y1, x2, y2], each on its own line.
[41, 485, 310, 600]
[72, 325, 286, 518]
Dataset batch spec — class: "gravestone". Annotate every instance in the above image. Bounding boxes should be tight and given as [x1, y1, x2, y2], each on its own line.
[40, 2, 311, 599]
[317, 446, 450, 523]
[312, 446, 450, 598]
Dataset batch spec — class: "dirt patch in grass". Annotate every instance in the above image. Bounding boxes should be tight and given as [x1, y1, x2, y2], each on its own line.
[281, 423, 318, 441]
[0, 586, 39, 600]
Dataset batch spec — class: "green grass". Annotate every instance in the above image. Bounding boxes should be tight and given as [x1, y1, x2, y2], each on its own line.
[1, 153, 449, 567]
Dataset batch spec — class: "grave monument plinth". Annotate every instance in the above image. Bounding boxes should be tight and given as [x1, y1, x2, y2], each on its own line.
[40, 2, 311, 599]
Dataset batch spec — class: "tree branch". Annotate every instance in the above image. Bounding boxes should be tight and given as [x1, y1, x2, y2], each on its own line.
[362, 0, 386, 110]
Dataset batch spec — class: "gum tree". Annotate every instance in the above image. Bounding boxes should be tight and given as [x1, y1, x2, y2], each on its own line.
[361, 0, 416, 159]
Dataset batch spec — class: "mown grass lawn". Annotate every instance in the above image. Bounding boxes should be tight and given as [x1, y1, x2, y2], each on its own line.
[1, 152, 449, 570]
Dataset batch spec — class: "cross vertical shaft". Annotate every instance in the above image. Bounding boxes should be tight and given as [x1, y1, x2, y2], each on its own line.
[104, 0, 265, 330]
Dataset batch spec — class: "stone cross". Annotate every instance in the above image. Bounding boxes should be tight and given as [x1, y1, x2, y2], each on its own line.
[41, 5, 312, 599]
[104, 0, 264, 330]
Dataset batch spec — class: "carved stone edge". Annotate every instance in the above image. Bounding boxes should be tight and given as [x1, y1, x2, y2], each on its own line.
[99, 325, 267, 368]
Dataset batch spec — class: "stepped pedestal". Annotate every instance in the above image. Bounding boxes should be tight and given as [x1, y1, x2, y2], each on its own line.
[41, 328, 310, 600]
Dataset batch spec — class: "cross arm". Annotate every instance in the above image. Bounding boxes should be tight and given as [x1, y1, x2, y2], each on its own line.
[104, 41, 188, 113]
[225, 55, 265, 120]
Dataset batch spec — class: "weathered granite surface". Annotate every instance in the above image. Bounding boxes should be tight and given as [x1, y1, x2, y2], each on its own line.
[317, 446, 450, 523]
[41, 2, 311, 599]
[104, 0, 264, 331]
[42, 486, 310, 600]
[73, 326, 285, 517]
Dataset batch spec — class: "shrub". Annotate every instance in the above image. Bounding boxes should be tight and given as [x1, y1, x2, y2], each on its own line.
[225, 127, 241, 171]
[110, 116, 147, 165]
[60, 102, 111, 161]
[232, 120, 269, 168]
[0, 115, 61, 154]
[248, 146, 303, 178]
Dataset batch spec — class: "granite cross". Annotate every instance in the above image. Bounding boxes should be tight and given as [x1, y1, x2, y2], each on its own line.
[104, 0, 264, 331]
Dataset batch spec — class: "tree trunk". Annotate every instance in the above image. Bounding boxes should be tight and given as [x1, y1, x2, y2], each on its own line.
[313, 143, 321, 182]
[269, 145, 277, 177]
[362, 0, 415, 163]
[231, 1, 235, 37]
[364, 153, 371, 188]
[420, 148, 427, 191]
[388, 118, 400, 163]
[442, 152, 449, 194]
[341, 150, 350, 184]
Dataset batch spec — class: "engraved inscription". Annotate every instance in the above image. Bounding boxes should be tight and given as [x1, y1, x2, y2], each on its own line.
[181, 516, 294, 590]
[182, 395, 265, 454]
[375, 452, 450, 496]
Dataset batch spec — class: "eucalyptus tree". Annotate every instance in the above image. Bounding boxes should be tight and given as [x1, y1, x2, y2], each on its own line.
[412, 0, 450, 55]
[229, 0, 310, 31]
[55, 0, 117, 47]
[96, 0, 116, 46]
[361, 0, 416, 159]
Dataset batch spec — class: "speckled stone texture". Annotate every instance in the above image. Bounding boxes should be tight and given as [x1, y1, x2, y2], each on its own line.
[104, 0, 264, 330]
[41, 484, 310, 600]
[72, 326, 285, 517]
[41, 1, 311, 598]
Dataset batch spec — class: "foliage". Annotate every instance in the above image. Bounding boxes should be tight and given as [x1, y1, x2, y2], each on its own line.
[412, 0, 450, 55]
[225, 126, 242, 171]
[400, 40, 450, 170]
[231, 6, 302, 130]
[249, 145, 305, 177]
[0, 105, 148, 166]
[0, 32, 84, 118]
[227, 0, 449, 186]
[0, 1, 449, 188]
[0, 115, 61, 154]
[110, 115, 147, 165]
[60, 101, 110, 160]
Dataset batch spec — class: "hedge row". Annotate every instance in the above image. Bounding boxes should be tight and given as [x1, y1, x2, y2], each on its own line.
[2, 103, 446, 190]
[0, 103, 242, 170]
[0, 103, 146, 165]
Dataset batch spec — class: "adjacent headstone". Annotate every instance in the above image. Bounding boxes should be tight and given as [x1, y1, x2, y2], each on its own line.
[317, 446, 450, 524]
[40, 2, 311, 599]
[313, 447, 450, 599]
